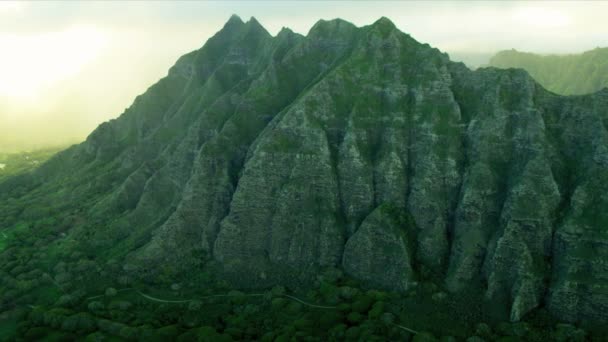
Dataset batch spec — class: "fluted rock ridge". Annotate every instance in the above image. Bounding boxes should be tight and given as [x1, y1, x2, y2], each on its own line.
[2, 16, 608, 324]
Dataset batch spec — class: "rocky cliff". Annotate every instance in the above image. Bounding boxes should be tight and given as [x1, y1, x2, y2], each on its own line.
[1, 16, 607, 324]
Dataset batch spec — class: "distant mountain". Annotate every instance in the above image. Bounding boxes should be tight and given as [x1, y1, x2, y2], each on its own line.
[489, 47, 608, 95]
[1, 16, 608, 339]
[448, 51, 494, 69]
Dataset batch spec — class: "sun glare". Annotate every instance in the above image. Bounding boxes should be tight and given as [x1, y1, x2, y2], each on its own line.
[0, 26, 108, 98]
[0, 1, 23, 13]
[514, 7, 571, 29]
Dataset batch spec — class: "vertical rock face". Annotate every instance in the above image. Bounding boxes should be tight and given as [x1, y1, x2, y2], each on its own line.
[1, 16, 608, 324]
[342, 204, 416, 291]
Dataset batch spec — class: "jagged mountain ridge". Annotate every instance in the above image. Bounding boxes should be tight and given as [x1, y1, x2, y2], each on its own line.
[489, 47, 608, 95]
[1, 16, 608, 324]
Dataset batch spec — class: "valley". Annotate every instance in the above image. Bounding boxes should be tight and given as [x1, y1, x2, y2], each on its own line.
[0, 147, 65, 182]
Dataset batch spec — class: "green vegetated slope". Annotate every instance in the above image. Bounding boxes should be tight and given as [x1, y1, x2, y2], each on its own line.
[1, 16, 608, 340]
[489, 48, 608, 95]
[0, 147, 65, 182]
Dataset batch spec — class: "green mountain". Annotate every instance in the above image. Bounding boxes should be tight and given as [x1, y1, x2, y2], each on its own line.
[489, 48, 608, 95]
[1, 16, 608, 339]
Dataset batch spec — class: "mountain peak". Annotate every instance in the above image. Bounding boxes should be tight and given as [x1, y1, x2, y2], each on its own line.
[248, 16, 261, 25]
[227, 14, 244, 26]
[368, 16, 398, 38]
[308, 18, 357, 38]
[245, 15, 267, 32]
[219, 14, 246, 34]
[373, 16, 396, 29]
[277, 26, 293, 36]
[243, 16, 271, 40]
[215, 14, 270, 43]
[276, 26, 301, 40]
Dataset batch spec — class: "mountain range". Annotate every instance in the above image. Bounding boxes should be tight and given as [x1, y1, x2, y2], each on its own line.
[489, 47, 608, 95]
[1, 16, 608, 338]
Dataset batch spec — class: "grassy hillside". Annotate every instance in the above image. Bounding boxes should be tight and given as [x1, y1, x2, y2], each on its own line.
[489, 47, 608, 95]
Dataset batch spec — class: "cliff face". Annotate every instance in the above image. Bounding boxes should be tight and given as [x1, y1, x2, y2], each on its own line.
[1, 16, 608, 324]
[489, 48, 608, 95]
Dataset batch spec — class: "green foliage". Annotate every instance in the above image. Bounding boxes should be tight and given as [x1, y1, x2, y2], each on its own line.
[351, 293, 374, 313]
[0, 259, 601, 341]
[413, 332, 438, 341]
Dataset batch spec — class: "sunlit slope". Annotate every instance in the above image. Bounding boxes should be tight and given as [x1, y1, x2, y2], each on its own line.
[489, 47, 608, 95]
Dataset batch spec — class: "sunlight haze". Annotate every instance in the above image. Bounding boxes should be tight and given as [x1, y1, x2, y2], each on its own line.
[1, 0, 607, 151]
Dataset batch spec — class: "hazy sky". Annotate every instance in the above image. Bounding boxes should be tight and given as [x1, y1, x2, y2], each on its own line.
[1, 1, 608, 151]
